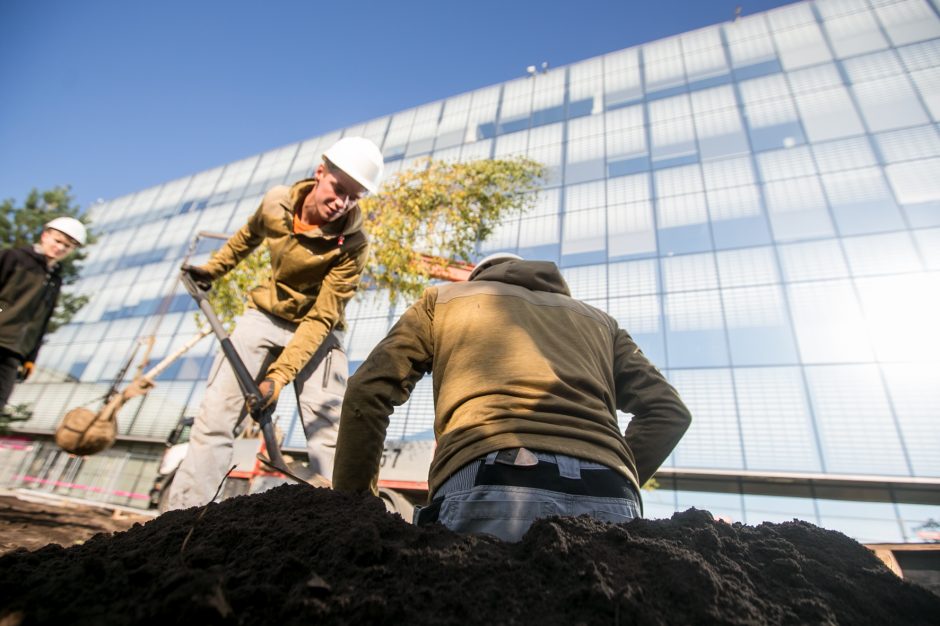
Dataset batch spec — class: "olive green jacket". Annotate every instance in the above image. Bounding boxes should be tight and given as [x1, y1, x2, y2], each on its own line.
[333, 259, 691, 498]
[203, 178, 368, 386]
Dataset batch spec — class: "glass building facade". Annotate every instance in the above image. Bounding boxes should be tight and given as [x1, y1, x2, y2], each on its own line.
[6, 0, 940, 544]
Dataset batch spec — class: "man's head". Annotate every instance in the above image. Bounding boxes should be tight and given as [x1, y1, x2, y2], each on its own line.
[303, 137, 384, 226]
[40, 217, 86, 262]
[468, 252, 523, 281]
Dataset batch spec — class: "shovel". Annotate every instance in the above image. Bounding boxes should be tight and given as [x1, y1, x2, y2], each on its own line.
[180, 269, 290, 475]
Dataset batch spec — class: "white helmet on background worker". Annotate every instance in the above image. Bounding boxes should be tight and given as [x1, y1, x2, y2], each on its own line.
[322, 137, 385, 195]
[468, 252, 523, 280]
[44, 216, 87, 246]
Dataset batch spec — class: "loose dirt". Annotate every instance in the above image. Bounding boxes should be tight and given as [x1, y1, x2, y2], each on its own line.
[0, 484, 937, 625]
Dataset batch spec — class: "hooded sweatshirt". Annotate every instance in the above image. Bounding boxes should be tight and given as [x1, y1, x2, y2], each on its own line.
[332, 259, 691, 498]
[203, 178, 369, 385]
[0, 246, 62, 362]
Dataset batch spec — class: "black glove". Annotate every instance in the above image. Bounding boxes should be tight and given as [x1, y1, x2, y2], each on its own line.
[181, 264, 213, 291]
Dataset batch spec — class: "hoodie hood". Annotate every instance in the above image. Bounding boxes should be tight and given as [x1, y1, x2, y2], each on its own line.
[287, 178, 364, 237]
[469, 259, 570, 296]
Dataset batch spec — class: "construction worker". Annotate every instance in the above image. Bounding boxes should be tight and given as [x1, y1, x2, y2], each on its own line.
[167, 137, 384, 510]
[333, 252, 692, 542]
[0, 217, 87, 412]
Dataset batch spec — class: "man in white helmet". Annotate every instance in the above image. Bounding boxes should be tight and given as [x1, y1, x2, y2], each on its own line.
[167, 137, 384, 510]
[0, 217, 87, 411]
[333, 252, 692, 542]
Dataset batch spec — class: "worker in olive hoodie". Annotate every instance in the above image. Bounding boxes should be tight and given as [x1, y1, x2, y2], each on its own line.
[333, 252, 691, 542]
[0, 217, 87, 412]
[168, 137, 384, 510]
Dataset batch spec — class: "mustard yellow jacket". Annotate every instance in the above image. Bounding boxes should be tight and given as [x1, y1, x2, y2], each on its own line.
[203, 178, 369, 386]
[333, 259, 691, 498]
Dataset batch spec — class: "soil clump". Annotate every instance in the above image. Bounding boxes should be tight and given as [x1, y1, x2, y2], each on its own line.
[1, 484, 937, 625]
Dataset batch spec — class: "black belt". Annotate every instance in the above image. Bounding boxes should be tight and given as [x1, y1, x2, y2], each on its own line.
[472, 457, 634, 499]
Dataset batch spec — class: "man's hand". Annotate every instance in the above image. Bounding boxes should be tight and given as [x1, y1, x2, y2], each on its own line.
[181, 264, 213, 291]
[17, 362, 34, 382]
[247, 378, 283, 412]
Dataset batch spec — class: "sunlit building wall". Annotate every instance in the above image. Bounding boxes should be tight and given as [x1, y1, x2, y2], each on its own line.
[9, 0, 940, 543]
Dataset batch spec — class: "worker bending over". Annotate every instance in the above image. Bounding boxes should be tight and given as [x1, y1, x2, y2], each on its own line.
[168, 137, 383, 510]
[333, 252, 691, 542]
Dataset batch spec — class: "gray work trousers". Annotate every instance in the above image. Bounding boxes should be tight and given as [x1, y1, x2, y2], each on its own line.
[167, 308, 346, 510]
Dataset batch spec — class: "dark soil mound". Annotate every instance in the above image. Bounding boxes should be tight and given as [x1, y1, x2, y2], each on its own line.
[1, 484, 937, 625]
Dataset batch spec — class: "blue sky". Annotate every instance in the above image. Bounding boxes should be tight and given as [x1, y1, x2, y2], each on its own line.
[0, 0, 797, 210]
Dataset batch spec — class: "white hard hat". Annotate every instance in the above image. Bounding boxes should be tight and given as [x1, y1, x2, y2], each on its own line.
[44, 217, 87, 246]
[468, 252, 523, 280]
[322, 137, 384, 194]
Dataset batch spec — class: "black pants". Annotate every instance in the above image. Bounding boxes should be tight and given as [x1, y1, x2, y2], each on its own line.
[0, 348, 23, 411]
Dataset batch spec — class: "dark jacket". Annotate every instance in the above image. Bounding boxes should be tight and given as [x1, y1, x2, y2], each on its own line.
[333, 259, 692, 498]
[0, 246, 62, 362]
[203, 178, 369, 386]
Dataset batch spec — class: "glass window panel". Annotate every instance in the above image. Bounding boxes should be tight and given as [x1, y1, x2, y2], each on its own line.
[883, 364, 940, 476]
[764, 175, 836, 241]
[566, 115, 606, 183]
[662, 252, 718, 291]
[789, 65, 866, 142]
[724, 13, 777, 68]
[499, 77, 534, 130]
[493, 129, 528, 159]
[406, 102, 442, 157]
[845, 231, 922, 276]
[876, 125, 940, 163]
[287, 131, 341, 181]
[530, 71, 566, 124]
[872, 0, 940, 46]
[466, 86, 501, 142]
[736, 367, 821, 471]
[383, 109, 416, 159]
[787, 280, 874, 362]
[702, 156, 756, 190]
[716, 247, 779, 287]
[518, 213, 560, 248]
[654, 163, 703, 196]
[605, 105, 648, 175]
[743, 488, 818, 525]
[181, 167, 223, 204]
[819, 0, 891, 57]
[346, 316, 392, 362]
[569, 57, 604, 116]
[908, 67, 940, 120]
[768, 3, 833, 69]
[561, 264, 607, 301]
[885, 157, 940, 206]
[210, 155, 259, 204]
[815, 496, 905, 543]
[680, 27, 728, 83]
[436, 93, 472, 150]
[812, 136, 878, 173]
[898, 37, 940, 72]
[722, 285, 799, 364]
[669, 369, 743, 468]
[690, 85, 749, 160]
[846, 52, 930, 132]
[396, 377, 436, 439]
[739, 74, 806, 151]
[855, 273, 940, 362]
[706, 184, 763, 220]
[604, 47, 643, 107]
[458, 138, 493, 162]
[644, 36, 686, 91]
[528, 123, 563, 184]
[565, 180, 606, 212]
[756, 146, 817, 182]
[664, 290, 729, 367]
[648, 95, 697, 161]
[822, 167, 905, 234]
[913, 227, 940, 268]
[806, 364, 909, 475]
[608, 198, 658, 259]
[609, 259, 659, 297]
[778, 239, 849, 282]
[562, 207, 606, 258]
[657, 193, 709, 228]
[127, 382, 196, 439]
[607, 296, 664, 367]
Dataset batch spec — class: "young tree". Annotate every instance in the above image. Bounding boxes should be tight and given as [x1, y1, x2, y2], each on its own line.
[361, 156, 545, 303]
[0, 186, 95, 332]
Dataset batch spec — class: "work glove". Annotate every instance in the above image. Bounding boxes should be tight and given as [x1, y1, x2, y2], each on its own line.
[247, 378, 283, 413]
[181, 263, 213, 291]
[17, 362, 34, 382]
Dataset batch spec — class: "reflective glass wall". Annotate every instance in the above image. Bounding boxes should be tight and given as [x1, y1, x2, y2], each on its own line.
[11, 0, 940, 542]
